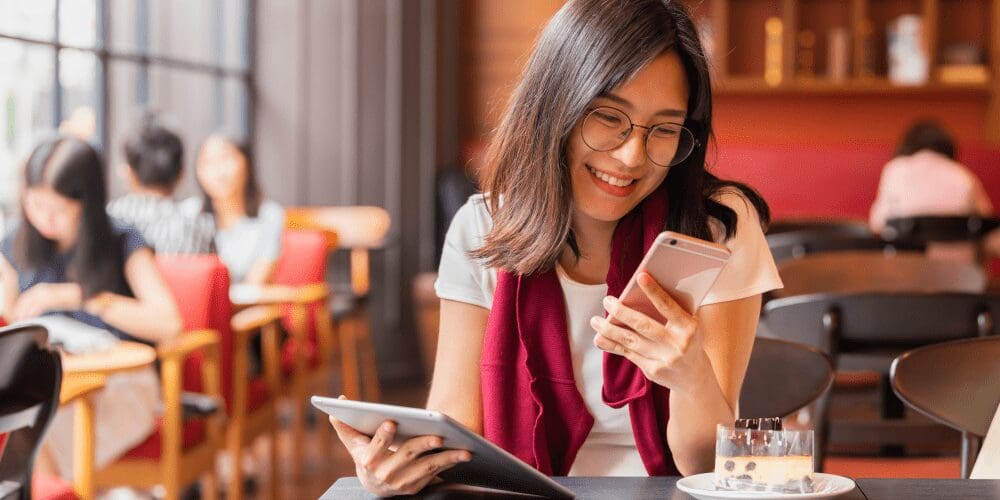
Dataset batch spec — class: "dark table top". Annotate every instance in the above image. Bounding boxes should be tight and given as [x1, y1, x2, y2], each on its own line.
[321, 476, 867, 499]
[855, 478, 1000, 499]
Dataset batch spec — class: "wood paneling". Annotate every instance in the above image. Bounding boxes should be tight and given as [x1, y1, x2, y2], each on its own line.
[458, 1, 998, 151]
[459, 0, 562, 143]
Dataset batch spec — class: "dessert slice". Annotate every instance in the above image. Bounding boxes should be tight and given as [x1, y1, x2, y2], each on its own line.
[714, 418, 815, 493]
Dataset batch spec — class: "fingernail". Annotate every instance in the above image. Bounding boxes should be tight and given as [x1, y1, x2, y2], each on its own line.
[638, 272, 653, 285]
[462, 452, 472, 462]
[602, 296, 617, 309]
[432, 437, 443, 448]
[382, 422, 393, 432]
[590, 316, 604, 328]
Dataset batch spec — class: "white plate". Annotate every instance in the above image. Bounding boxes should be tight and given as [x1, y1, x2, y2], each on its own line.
[676, 473, 856, 500]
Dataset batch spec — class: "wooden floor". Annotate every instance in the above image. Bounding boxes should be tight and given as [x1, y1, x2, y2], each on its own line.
[250, 382, 429, 500]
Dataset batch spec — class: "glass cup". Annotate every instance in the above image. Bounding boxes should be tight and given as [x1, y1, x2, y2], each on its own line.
[714, 424, 815, 493]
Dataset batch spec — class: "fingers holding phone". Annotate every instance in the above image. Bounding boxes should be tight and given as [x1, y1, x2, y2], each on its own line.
[593, 231, 728, 392]
[593, 285, 707, 392]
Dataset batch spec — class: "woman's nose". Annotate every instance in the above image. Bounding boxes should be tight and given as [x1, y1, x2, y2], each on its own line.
[608, 128, 647, 169]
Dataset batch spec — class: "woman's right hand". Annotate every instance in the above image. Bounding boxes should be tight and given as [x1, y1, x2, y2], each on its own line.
[330, 415, 472, 496]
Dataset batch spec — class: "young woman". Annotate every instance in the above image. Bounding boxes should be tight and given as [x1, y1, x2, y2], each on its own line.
[183, 133, 284, 285]
[332, 0, 782, 495]
[0, 136, 183, 476]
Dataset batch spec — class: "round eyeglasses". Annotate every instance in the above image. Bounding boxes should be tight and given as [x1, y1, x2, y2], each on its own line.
[580, 106, 699, 167]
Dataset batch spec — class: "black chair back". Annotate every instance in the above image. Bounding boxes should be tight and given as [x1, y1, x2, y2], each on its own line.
[766, 231, 921, 263]
[0, 325, 60, 500]
[767, 218, 872, 237]
[740, 337, 834, 419]
[884, 215, 1000, 243]
[760, 292, 1000, 471]
[891, 336, 1000, 477]
[762, 292, 1000, 357]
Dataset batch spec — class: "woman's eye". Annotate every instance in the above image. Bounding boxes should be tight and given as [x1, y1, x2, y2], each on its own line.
[594, 111, 623, 127]
[652, 125, 680, 138]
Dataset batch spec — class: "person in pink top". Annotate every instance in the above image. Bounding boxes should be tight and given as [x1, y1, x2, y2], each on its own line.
[869, 121, 996, 262]
[870, 121, 993, 232]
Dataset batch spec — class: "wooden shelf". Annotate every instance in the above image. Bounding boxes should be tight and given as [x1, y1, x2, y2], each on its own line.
[715, 76, 993, 95]
[701, 0, 1000, 140]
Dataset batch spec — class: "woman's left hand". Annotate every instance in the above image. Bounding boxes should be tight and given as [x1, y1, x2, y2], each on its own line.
[590, 272, 715, 392]
[11, 282, 83, 321]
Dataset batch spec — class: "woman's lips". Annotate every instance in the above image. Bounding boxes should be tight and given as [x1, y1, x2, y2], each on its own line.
[587, 165, 638, 197]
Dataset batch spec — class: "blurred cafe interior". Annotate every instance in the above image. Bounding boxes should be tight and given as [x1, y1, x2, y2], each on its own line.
[0, 0, 999, 499]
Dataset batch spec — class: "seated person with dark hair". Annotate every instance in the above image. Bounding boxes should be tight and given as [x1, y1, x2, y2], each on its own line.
[108, 113, 215, 255]
[869, 120, 996, 263]
[870, 120, 994, 233]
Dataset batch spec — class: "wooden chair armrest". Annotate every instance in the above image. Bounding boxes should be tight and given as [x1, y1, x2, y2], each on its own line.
[62, 373, 105, 499]
[156, 329, 220, 362]
[229, 305, 285, 411]
[60, 373, 107, 405]
[231, 283, 330, 307]
[157, 330, 225, 472]
[232, 305, 283, 335]
[288, 282, 330, 304]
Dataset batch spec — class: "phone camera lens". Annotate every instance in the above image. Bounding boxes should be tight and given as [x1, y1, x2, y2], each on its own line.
[669, 239, 677, 246]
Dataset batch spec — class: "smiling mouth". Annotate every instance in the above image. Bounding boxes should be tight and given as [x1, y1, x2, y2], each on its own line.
[587, 165, 637, 187]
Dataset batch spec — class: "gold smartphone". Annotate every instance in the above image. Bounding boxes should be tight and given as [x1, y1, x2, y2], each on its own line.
[611, 231, 731, 325]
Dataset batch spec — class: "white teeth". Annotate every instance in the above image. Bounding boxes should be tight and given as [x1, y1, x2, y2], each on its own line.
[588, 166, 634, 187]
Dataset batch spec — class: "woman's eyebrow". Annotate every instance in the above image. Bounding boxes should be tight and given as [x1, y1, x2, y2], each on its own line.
[597, 92, 687, 118]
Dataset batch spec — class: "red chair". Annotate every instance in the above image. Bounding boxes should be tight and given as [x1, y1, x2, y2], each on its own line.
[92, 256, 225, 500]
[150, 255, 283, 500]
[31, 475, 77, 500]
[272, 229, 339, 477]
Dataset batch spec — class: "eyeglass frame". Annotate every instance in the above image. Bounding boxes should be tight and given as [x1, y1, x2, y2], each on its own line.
[579, 105, 702, 167]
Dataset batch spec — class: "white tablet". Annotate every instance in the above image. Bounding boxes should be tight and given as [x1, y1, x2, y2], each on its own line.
[311, 396, 575, 498]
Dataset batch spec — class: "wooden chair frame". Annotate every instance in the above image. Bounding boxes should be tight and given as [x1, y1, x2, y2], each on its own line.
[94, 330, 222, 500]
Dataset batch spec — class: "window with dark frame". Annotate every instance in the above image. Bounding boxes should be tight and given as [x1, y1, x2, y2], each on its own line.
[0, 0, 254, 221]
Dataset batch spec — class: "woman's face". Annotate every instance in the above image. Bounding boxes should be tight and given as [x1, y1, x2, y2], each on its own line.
[566, 51, 690, 225]
[23, 185, 82, 243]
[196, 136, 248, 202]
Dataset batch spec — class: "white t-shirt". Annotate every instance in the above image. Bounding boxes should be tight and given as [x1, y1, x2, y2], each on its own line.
[869, 150, 994, 233]
[435, 191, 783, 476]
[181, 198, 285, 283]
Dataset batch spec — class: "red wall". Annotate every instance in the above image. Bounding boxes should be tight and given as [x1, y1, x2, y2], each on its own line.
[711, 94, 1000, 220]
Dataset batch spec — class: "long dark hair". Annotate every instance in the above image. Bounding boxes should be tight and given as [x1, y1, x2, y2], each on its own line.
[472, 0, 769, 275]
[14, 136, 124, 298]
[198, 133, 263, 218]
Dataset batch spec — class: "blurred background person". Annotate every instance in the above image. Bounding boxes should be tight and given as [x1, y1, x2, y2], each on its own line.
[869, 120, 996, 262]
[0, 136, 182, 480]
[869, 120, 994, 232]
[184, 133, 284, 285]
[108, 113, 215, 254]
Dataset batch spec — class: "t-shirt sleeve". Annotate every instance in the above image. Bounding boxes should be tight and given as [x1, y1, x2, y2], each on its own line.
[119, 223, 151, 258]
[434, 196, 494, 310]
[0, 226, 17, 267]
[702, 190, 783, 306]
[257, 201, 285, 261]
[868, 160, 899, 233]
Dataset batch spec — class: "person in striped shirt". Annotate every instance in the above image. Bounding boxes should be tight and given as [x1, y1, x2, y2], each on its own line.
[107, 114, 215, 255]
